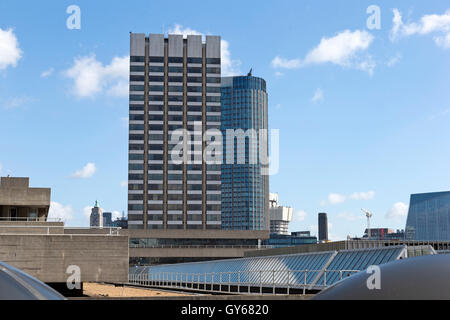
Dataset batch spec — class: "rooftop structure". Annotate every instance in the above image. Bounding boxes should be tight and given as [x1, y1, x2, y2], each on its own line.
[0, 177, 51, 222]
[268, 193, 293, 235]
[318, 213, 328, 242]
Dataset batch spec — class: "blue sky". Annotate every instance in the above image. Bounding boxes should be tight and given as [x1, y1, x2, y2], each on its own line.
[1, 1, 449, 239]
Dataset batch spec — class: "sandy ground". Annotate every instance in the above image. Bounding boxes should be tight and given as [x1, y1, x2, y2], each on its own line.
[83, 282, 194, 298]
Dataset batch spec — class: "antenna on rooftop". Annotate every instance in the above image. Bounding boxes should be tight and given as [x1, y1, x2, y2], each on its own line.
[248, 68, 253, 76]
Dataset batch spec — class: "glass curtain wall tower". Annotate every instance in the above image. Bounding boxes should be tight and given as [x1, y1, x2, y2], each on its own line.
[221, 76, 269, 230]
[405, 191, 450, 241]
[128, 33, 222, 230]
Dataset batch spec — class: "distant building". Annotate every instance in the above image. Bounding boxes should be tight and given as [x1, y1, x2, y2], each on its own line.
[405, 191, 450, 241]
[102, 212, 112, 228]
[263, 231, 317, 248]
[318, 213, 328, 242]
[292, 231, 313, 237]
[363, 228, 405, 240]
[90, 201, 103, 228]
[0, 177, 50, 222]
[268, 193, 293, 235]
[112, 213, 128, 229]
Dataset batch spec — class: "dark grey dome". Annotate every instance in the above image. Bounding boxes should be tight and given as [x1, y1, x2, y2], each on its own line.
[0, 262, 65, 300]
[313, 254, 450, 300]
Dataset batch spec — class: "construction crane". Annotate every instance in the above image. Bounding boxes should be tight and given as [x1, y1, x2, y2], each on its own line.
[361, 208, 373, 239]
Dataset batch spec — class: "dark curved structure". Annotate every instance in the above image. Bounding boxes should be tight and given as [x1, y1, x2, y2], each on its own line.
[313, 254, 450, 300]
[0, 262, 65, 300]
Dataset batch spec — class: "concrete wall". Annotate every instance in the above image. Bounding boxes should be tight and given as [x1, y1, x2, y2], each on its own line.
[0, 234, 129, 283]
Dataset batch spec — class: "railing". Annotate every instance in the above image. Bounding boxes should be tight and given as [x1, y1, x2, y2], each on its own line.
[0, 224, 122, 236]
[127, 269, 359, 295]
[129, 244, 273, 249]
[0, 217, 62, 222]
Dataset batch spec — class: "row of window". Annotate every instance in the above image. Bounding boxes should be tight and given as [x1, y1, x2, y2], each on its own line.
[131, 66, 220, 74]
[129, 105, 221, 113]
[130, 114, 221, 122]
[131, 56, 220, 64]
[131, 95, 220, 103]
[130, 85, 221, 93]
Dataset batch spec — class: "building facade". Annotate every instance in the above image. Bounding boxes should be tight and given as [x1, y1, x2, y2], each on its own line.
[103, 212, 112, 227]
[363, 228, 405, 240]
[318, 212, 328, 242]
[263, 231, 317, 248]
[0, 177, 50, 221]
[128, 33, 222, 230]
[221, 75, 269, 231]
[405, 191, 450, 241]
[268, 193, 293, 235]
[90, 201, 103, 228]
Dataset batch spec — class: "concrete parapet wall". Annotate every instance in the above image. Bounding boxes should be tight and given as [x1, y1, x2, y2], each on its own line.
[0, 234, 129, 283]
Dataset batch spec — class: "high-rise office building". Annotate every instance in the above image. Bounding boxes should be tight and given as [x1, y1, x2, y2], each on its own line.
[318, 212, 328, 242]
[90, 201, 103, 228]
[405, 191, 450, 241]
[128, 33, 222, 230]
[221, 75, 269, 230]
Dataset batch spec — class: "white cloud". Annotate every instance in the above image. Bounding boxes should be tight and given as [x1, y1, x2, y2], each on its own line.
[338, 211, 364, 222]
[293, 210, 307, 222]
[435, 33, 450, 48]
[64, 55, 129, 98]
[349, 191, 375, 201]
[41, 68, 54, 78]
[304, 30, 374, 68]
[71, 162, 96, 179]
[48, 202, 74, 221]
[168, 24, 202, 37]
[112, 210, 122, 220]
[120, 180, 127, 187]
[386, 53, 402, 67]
[168, 24, 241, 76]
[83, 206, 93, 219]
[390, 9, 403, 42]
[272, 30, 375, 74]
[322, 191, 375, 205]
[271, 56, 302, 69]
[312, 88, 324, 103]
[321, 193, 347, 206]
[274, 71, 284, 77]
[0, 28, 22, 70]
[429, 108, 450, 120]
[390, 8, 450, 49]
[386, 202, 409, 220]
[1, 96, 37, 110]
